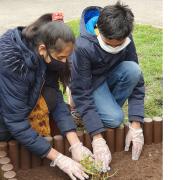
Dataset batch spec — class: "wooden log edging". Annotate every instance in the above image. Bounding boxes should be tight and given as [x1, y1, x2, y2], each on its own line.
[20, 145, 31, 170]
[54, 135, 64, 154]
[84, 131, 92, 151]
[153, 117, 163, 143]
[42, 137, 53, 166]
[0, 142, 8, 152]
[8, 140, 19, 171]
[105, 128, 115, 153]
[0, 116, 163, 173]
[0, 151, 18, 179]
[115, 125, 125, 152]
[144, 118, 153, 145]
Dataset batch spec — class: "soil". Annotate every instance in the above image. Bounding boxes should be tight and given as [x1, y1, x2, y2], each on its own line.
[17, 143, 162, 180]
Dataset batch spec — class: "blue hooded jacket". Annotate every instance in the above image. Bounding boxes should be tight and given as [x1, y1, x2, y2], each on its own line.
[70, 6, 145, 136]
[0, 27, 76, 157]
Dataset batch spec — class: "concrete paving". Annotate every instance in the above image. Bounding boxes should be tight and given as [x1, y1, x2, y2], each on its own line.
[0, 0, 162, 34]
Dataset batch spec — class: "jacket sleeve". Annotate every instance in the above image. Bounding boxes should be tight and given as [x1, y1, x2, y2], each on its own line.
[51, 89, 77, 136]
[0, 71, 51, 158]
[128, 74, 145, 123]
[43, 71, 77, 136]
[126, 35, 145, 122]
[70, 47, 105, 136]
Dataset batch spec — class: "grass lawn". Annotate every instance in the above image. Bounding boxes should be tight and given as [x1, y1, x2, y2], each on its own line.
[66, 20, 163, 118]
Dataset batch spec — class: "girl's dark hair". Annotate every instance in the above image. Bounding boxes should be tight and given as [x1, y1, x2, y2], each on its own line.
[22, 13, 75, 92]
[58, 60, 71, 93]
[97, 1, 134, 40]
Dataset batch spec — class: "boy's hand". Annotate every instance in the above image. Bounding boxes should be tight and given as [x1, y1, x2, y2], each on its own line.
[92, 138, 112, 172]
[125, 123, 144, 160]
[69, 142, 93, 162]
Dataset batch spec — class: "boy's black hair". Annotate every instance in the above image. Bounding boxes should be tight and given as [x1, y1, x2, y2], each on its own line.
[97, 1, 134, 40]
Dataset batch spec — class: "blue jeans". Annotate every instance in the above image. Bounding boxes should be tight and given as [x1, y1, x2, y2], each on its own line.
[93, 61, 141, 128]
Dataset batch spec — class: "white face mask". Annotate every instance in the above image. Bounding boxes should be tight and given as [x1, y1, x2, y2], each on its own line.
[97, 34, 131, 54]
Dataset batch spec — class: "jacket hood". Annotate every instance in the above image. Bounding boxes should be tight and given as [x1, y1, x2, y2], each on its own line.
[80, 6, 102, 43]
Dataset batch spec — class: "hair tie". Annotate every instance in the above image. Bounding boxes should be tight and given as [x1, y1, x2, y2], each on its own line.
[52, 12, 64, 21]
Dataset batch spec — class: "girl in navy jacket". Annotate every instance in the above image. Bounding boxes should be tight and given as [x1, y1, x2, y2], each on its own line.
[0, 12, 91, 180]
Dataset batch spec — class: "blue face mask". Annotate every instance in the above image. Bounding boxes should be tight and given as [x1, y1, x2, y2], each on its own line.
[47, 52, 66, 71]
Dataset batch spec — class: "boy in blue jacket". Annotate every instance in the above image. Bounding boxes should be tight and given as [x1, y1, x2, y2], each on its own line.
[70, 1, 145, 172]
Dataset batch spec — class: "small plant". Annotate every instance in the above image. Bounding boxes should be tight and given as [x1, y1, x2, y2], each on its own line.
[80, 156, 118, 180]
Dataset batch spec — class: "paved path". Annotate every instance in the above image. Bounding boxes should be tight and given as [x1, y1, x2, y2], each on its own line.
[0, 0, 162, 34]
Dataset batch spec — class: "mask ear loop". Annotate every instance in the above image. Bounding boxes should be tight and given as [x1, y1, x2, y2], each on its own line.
[42, 45, 51, 61]
[46, 49, 54, 62]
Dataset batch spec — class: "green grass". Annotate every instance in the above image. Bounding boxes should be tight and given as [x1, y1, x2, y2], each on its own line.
[133, 25, 162, 117]
[66, 20, 162, 118]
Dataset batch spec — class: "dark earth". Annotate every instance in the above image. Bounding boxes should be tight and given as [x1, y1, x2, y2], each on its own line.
[17, 143, 162, 180]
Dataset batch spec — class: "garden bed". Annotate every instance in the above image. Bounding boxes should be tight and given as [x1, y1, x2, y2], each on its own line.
[0, 117, 162, 180]
[16, 143, 162, 180]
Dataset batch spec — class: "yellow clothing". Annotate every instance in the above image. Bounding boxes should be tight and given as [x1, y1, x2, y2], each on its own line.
[29, 95, 51, 136]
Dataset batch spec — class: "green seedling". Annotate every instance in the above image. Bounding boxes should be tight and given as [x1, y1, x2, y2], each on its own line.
[80, 155, 118, 180]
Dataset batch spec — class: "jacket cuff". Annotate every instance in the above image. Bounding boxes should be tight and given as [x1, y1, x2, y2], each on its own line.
[129, 115, 144, 123]
[57, 119, 77, 137]
[82, 111, 105, 135]
[90, 127, 106, 137]
[41, 145, 52, 158]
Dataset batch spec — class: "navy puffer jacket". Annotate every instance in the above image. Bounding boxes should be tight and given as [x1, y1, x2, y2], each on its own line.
[0, 27, 76, 157]
[70, 6, 145, 136]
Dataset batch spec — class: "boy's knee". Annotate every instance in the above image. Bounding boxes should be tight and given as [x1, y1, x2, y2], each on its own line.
[126, 62, 141, 82]
[108, 111, 124, 128]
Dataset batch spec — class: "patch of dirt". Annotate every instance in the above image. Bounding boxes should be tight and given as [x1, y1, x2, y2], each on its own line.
[17, 143, 162, 180]
[110, 143, 162, 180]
